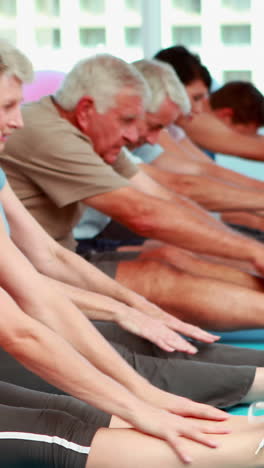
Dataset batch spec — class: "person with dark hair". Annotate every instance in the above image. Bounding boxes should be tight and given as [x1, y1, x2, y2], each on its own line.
[154, 44, 264, 161]
[151, 45, 264, 236]
[155, 45, 212, 90]
[155, 45, 212, 114]
[209, 81, 264, 135]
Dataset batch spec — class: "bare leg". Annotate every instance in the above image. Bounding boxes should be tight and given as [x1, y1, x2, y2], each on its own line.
[116, 257, 264, 330]
[87, 415, 264, 468]
[118, 239, 263, 286]
[137, 243, 264, 292]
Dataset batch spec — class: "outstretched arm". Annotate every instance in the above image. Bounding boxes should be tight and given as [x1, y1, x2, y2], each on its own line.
[1, 181, 176, 315]
[180, 111, 264, 161]
[156, 128, 264, 191]
[43, 275, 217, 353]
[82, 170, 264, 274]
[140, 162, 264, 212]
[0, 184, 220, 401]
[0, 287, 229, 464]
[0, 182, 217, 352]
[0, 218, 229, 464]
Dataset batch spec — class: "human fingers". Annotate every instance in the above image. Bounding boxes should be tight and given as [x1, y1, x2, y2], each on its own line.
[122, 312, 198, 353]
[167, 422, 220, 465]
[171, 397, 229, 421]
[156, 332, 198, 353]
[165, 316, 220, 343]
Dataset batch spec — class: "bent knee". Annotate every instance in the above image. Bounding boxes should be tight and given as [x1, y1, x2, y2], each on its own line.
[116, 257, 186, 298]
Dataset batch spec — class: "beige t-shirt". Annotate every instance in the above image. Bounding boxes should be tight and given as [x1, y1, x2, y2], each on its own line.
[1, 96, 138, 249]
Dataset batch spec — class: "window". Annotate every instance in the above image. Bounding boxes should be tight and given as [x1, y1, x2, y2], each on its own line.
[221, 25, 251, 45]
[35, 0, 60, 16]
[125, 0, 141, 11]
[223, 70, 252, 82]
[171, 0, 201, 14]
[79, 0, 105, 14]
[0, 0, 16, 16]
[35, 28, 61, 48]
[172, 26, 201, 46]
[222, 0, 251, 11]
[1, 0, 262, 96]
[125, 27, 142, 47]
[0, 30, 16, 44]
[79, 28, 106, 47]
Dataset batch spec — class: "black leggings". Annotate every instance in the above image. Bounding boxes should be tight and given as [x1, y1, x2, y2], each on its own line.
[0, 321, 262, 408]
[0, 380, 111, 467]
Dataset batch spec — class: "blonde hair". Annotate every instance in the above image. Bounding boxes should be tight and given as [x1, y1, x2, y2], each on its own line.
[55, 53, 150, 112]
[133, 58, 191, 115]
[0, 38, 33, 83]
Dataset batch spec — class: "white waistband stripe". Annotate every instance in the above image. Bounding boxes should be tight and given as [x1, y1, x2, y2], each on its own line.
[0, 432, 90, 454]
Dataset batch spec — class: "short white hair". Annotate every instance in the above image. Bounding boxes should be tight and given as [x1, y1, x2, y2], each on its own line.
[132, 58, 191, 115]
[55, 53, 150, 113]
[0, 38, 33, 83]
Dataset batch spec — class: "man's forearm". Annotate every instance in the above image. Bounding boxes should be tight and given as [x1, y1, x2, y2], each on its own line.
[128, 193, 262, 266]
[131, 167, 229, 230]
[142, 164, 264, 212]
[221, 211, 264, 232]
[199, 160, 264, 191]
[181, 113, 264, 161]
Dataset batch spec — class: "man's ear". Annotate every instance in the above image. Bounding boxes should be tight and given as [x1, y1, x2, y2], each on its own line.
[215, 107, 234, 124]
[75, 96, 94, 132]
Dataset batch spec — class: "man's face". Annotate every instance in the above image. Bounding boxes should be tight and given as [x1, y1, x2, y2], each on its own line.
[0, 73, 23, 152]
[185, 79, 209, 114]
[81, 90, 144, 165]
[136, 97, 182, 147]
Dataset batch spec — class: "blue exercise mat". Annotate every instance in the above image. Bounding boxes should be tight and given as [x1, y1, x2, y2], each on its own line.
[210, 329, 264, 342]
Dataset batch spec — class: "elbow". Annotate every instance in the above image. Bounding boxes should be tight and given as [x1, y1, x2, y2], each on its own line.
[0, 323, 40, 360]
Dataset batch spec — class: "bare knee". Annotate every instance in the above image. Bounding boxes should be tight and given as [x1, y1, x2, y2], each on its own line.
[116, 257, 192, 313]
